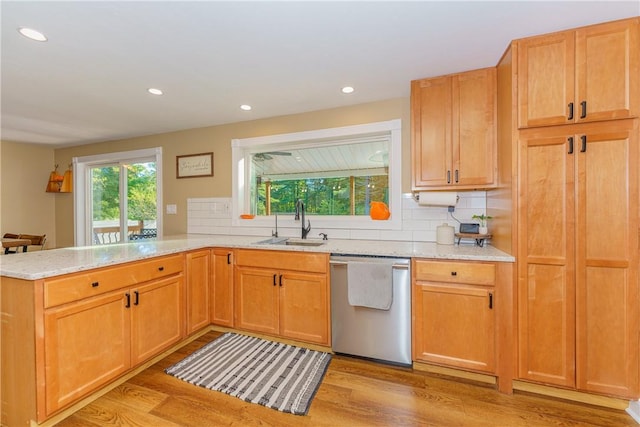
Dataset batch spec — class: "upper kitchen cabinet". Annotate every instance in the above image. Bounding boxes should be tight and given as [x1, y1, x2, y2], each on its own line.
[411, 67, 497, 190]
[517, 18, 639, 128]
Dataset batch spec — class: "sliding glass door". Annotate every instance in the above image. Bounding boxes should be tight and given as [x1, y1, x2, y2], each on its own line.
[90, 161, 157, 245]
[74, 148, 163, 247]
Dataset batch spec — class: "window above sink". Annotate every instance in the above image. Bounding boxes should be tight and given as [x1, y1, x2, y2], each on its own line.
[231, 120, 402, 231]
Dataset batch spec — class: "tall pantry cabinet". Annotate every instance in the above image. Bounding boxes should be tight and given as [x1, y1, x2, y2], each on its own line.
[514, 17, 640, 399]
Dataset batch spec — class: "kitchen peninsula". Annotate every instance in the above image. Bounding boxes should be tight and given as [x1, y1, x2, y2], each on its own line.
[1, 236, 513, 426]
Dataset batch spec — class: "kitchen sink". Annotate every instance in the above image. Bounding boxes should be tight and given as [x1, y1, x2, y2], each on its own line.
[254, 237, 326, 247]
[284, 239, 326, 247]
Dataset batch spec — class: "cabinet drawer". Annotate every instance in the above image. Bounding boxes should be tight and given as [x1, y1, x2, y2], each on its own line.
[44, 254, 184, 308]
[235, 249, 328, 274]
[413, 259, 495, 285]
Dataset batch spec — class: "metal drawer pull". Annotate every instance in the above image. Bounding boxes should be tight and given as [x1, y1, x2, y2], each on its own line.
[489, 292, 494, 309]
[451, 271, 457, 276]
[158, 266, 164, 271]
[134, 291, 139, 306]
[580, 135, 587, 152]
[125, 293, 131, 308]
[91, 281, 99, 288]
[568, 136, 574, 154]
[568, 102, 574, 120]
[580, 101, 587, 118]
[392, 264, 409, 270]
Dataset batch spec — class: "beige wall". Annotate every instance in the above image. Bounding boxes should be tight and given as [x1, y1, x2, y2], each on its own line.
[0, 140, 58, 248]
[54, 98, 410, 247]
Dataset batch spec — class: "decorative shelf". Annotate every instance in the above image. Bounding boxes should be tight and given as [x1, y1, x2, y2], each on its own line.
[46, 165, 73, 193]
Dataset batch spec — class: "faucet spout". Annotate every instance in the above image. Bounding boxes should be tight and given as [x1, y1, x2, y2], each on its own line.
[295, 199, 311, 239]
[272, 213, 278, 238]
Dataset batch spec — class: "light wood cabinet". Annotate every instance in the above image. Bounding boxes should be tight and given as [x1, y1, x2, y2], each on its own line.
[517, 120, 639, 397]
[185, 249, 210, 334]
[210, 248, 234, 327]
[1, 254, 185, 424]
[517, 18, 639, 128]
[413, 259, 496, 373]
[234, 249, 330, 345]
[411, 67, 496, 190]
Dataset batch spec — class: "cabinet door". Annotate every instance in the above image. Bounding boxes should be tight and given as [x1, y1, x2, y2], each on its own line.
[211, 248, 234, 327]
[575, 122, 639, 397]
[185, 250, 210, 335]
[453, 67, 496, 187]
[279, 271, 329, 345]
[43, 290, 130, 415]
[413, 282, 495, 372]
[130, 275, 183, 365]
[411, 76, 452, 188]
[517, 129, 576, 387]
[517, 31, 575, 128]
[234, 267, 279, 336]
[576, 19, 639, 123]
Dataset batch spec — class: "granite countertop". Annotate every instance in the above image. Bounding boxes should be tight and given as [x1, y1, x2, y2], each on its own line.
[0, 234, 514, 280]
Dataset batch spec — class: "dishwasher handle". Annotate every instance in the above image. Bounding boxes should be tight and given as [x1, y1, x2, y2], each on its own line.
[330, 260, 409, 270]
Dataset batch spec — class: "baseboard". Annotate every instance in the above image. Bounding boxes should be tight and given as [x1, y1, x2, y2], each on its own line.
[412, 362, 497, 386]
[512, 380, 630, 411]
[626, 400, 640, 424]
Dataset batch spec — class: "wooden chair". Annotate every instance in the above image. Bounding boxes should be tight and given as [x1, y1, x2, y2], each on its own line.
[17, 234, 47, 251]
[2, 233, 21, 253]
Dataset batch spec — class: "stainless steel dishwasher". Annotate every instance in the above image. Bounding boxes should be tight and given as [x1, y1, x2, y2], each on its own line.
[330, 254, 411, 366]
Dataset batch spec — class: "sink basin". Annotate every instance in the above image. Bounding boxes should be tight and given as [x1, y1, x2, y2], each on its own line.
[254, 237, 326, 247]
[284, 239, 326, 247]
[255, 237, 289, 245]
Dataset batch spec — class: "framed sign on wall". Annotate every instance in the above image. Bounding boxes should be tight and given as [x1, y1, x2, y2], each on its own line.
[176, 152, 213, 178]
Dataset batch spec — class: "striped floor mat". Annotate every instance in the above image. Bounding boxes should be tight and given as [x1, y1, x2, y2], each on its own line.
[165, 333, 332, 415]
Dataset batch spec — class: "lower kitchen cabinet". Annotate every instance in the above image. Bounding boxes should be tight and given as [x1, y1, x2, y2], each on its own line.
[210, 248, 234, 327]
[43, 274, 183, 416]
[185, 249, 210, 334]
[412, 259, 496, 373]
[234, 249, 330, 345]
[1, 254, 185, 425]
[43, 289, 130, 415]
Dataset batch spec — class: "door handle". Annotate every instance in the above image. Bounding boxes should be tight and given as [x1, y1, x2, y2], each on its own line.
[580, 101, 587, 119]
[273, 274, 277, 286]
[227, 253, 231, 264]
[279, 275, 283, 287]
[489, 292, 494, 309]
[568, 137, 574, 154]
[447, 170, 451, 184]
[568, 102, 574, 120]
[454, 169, 459, 183]
[580, 135, 587, 152]
[125, 293, 131, 308]
[134, 290, 139, 306]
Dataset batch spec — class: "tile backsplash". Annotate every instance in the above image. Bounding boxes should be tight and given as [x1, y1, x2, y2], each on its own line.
[187, 191, 486, 243]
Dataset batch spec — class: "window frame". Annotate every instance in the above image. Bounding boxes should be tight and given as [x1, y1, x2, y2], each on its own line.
[73, 147, 163, 246]
[231, 119, 401, 230]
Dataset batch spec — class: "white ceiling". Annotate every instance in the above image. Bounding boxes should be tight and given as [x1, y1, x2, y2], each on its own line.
[1, 1, 638, 147]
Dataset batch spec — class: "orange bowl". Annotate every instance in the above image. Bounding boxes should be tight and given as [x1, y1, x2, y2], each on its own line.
[240, 214, 255, 219]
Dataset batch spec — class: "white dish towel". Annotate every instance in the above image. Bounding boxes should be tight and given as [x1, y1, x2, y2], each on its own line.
[347, 261, 393, 310]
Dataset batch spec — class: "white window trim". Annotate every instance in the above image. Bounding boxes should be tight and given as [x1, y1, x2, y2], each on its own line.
[73, 147, 163, 246]
[231, 119, 402, 230]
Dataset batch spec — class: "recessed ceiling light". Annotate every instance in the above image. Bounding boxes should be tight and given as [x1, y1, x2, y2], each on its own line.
[341, 86, 355, 94]
[240, 104, 252, 111]
[18, 27, 47, 42]
[148, 88, 163, 96]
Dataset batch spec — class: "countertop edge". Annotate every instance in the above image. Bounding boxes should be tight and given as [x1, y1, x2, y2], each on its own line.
[0, 235, 515, 281]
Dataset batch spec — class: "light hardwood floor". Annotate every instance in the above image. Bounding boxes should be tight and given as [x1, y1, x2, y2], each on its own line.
[55, 331, 636, 426]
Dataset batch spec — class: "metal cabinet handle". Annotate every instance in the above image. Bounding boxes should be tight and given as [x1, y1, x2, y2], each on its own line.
[568, 137, 574, 154]
[134, 290, 139, 306]
[568, 102, 574, 120]
[447, 170, 451, 184]
[125, 293, 131, 308]
[454, 169, 459, 183]
[580, 135, 587, 152]
[489, 292, 494, 309]
[580, 101, 587, 119]
[91, 281, 99, 288]
[279, 275, 283, 287]
[451, 271, 457, 276]
[273, 274, 277, 286]
[158, 266, 164, 272]
[227, 253, 231, 264]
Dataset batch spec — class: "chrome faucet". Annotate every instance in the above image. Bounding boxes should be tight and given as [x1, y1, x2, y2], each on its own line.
[295, 199, 311, 239]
